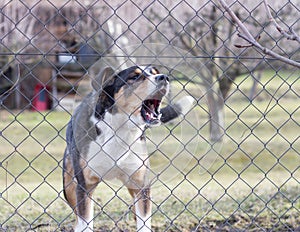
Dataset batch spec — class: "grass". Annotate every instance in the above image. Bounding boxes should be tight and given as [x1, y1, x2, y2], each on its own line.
[0, 69, 299, 231]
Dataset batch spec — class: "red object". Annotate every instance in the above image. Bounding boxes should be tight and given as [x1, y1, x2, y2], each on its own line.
[32, 84, 50, 111]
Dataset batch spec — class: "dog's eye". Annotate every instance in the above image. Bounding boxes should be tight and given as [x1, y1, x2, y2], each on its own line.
[127, 75, 139, 80]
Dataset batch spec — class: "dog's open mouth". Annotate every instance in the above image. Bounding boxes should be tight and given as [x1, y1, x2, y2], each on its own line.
[141, 99, 162, 125]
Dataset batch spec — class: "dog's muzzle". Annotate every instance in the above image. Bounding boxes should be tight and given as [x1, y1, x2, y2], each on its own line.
[141, 74, 169, 126]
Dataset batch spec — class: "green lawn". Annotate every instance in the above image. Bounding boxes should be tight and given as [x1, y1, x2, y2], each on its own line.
[0, 69, 299, 231]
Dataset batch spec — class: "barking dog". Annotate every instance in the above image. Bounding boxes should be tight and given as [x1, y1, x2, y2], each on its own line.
[63, 66, 194, 232]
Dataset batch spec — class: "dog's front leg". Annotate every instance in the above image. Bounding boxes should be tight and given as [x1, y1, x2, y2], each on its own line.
[128, 186, 152, 232]
[128, 187, 152, 232]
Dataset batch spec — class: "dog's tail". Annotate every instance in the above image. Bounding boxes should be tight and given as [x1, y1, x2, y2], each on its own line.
[160, 96, 195, 123]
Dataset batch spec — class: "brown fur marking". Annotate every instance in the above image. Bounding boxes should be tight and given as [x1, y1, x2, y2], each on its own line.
[63, 155, 78, 212]
[114, 79, 153, 116]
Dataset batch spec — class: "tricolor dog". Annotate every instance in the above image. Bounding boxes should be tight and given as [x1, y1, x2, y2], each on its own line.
[63, 66, 194, 232]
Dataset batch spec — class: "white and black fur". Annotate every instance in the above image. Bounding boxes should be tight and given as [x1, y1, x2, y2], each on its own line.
[63, 66, 194, 232]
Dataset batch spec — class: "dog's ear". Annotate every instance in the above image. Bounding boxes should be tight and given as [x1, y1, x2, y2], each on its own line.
[92, 66, 115, 91]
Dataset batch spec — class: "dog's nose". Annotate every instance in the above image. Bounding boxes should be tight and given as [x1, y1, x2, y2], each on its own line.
[155, 74, 169, 82]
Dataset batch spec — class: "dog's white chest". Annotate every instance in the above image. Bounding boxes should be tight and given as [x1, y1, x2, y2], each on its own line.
[86, 113, 147, 180]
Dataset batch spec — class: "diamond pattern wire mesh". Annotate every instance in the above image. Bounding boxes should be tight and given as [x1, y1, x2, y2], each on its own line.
[0, 0, 299, 231]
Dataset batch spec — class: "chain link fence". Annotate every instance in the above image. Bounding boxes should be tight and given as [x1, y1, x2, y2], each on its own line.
[0, 0, 299, 231]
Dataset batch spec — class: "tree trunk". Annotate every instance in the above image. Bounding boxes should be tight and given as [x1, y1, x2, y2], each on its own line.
[249, 72, 262, 101]
[206, 87, 225, 143]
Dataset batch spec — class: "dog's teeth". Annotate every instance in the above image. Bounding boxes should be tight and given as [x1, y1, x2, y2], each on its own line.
[143, 99, 161, 122]
[157, 113, 162, 120]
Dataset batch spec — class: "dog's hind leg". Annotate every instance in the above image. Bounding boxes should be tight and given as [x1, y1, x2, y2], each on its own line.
[63, 151, 78, 212]
[73, 160, 100, 232]
[63, 151, 99, 232]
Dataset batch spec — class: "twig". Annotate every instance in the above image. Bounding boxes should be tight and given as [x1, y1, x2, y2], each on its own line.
[263, 0, 300, 43]
[217, 0, 300, 69]
[29, 223, 50, 231]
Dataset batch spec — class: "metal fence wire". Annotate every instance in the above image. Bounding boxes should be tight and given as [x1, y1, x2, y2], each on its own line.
[0, 0, 299, 231]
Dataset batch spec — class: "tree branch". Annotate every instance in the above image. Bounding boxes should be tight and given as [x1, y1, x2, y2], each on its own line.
[217, 0, 300, 69]
[263, 0, 300, 43]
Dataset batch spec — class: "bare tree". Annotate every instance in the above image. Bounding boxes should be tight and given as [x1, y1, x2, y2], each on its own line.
[135, 2, 256, 141]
